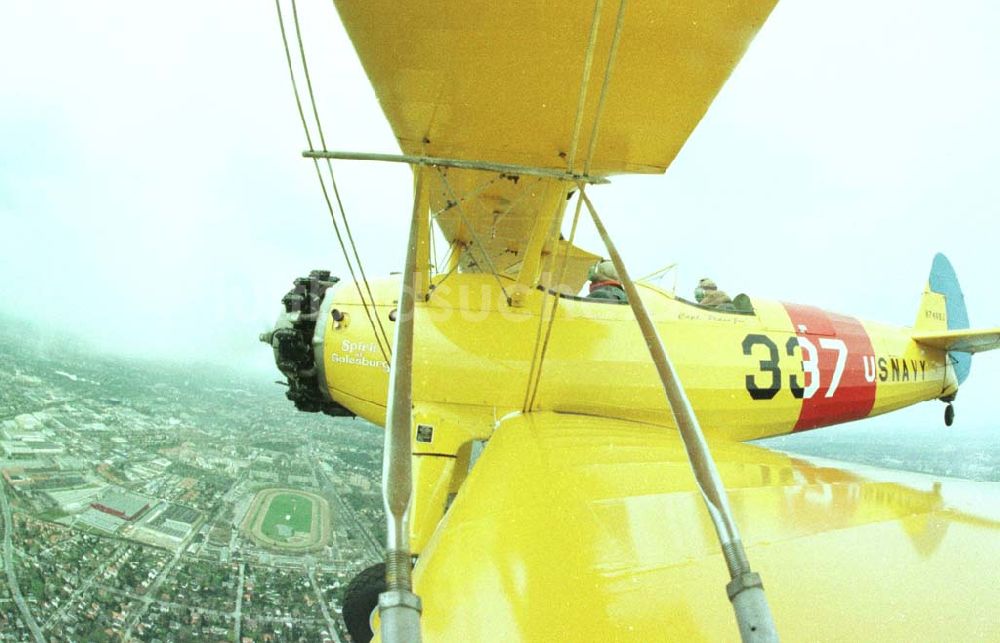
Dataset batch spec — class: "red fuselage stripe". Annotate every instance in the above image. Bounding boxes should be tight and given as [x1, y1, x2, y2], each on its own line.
[782, 303, 877, 431]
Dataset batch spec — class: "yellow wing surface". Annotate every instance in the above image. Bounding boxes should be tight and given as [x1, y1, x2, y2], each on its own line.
[332, 1, 777, 289]
[410, 413, 999, 641]
[333, 0, 777, 175]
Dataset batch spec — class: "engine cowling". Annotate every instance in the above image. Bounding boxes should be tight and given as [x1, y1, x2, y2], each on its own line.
[260, 270, 354, 417]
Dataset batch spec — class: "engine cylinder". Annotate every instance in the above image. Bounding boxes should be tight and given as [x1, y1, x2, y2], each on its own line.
[261, 270, 354, 416]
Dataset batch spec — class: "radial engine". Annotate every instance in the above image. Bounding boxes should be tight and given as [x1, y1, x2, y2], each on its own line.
[260, 270, 354, 417]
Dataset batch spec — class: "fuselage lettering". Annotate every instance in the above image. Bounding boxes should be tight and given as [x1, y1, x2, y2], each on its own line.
[862, 355, 876, 383]
[745, 340, 931, 398]
[743, 333, 854, 400]
[779, 304, 878, 430]
[875, 356, 927, 382]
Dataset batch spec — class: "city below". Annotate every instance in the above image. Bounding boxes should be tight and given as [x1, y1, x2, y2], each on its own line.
[0, 319, 383, 642]
[0, 317, 996, 641]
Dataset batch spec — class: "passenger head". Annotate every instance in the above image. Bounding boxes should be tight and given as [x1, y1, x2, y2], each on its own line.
[588, 260, 619, 283]
[695, 277, 717, 303]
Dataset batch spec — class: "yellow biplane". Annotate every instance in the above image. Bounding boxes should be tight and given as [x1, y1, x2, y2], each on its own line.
[262, 1, 1000, 640]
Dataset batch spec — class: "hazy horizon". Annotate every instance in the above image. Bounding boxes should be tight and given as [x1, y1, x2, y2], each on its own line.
[4, 312, 997, 447]
[1, 5, 998, 639]
[3, 1, 1000, 429]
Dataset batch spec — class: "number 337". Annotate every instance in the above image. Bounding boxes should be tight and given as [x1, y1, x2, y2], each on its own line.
[742, 333, 847, 400]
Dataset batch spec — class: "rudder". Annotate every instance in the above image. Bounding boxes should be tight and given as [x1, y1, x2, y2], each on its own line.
[916, 253, 971, 384]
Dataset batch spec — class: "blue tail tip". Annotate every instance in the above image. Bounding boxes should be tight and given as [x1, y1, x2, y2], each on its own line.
[928, 252, 971, 384]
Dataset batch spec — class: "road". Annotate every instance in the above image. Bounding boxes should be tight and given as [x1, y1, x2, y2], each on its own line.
[308, 562, 344, 643]
[312, 459, 382, 558]
[42, 542, 127, 630]
[233, 562, 244, 642]
[0, 480, 45, 642]
[121, 525, 199, 641]
[103, 583, 329, 627]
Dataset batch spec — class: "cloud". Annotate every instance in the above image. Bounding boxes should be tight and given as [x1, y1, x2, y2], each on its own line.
[2, 1, 999, 427]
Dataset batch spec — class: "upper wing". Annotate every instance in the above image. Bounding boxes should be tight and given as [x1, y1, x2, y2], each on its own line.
[333, 0, 778, 176]
[913, 327, 1000, 354]
[411, 412, 999, 640]
[333, 1, 777, 291]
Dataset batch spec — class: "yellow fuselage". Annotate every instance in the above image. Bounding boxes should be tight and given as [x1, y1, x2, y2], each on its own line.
[321, 274, 949, 445]
[311, 272, 956, 555]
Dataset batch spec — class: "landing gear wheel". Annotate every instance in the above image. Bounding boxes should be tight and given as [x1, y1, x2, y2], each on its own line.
[342, 562, 386, 643]
[944, 403, 955, 427]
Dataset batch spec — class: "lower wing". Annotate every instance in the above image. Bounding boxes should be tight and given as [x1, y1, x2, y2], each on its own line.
[410, 412, 999, 641]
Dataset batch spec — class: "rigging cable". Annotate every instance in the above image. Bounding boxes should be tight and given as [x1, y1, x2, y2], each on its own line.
[435, 241, 457, 281]
[431, 172, 542, 290]
[427, 251, 462, 293]
[584, 0, 628, 177]
[486, 176, 545, 233]
[431, 174, 500, 221]
[275, 0, 391, 363]
[566, 0, 604, 174]
[435, 167, 513, 304]
[290, 0, 392, 357]
[525, 187, 586, 411]
[424, 172, 501, 300]
[429, 215, 438, 275]
[521, 204, 566, 413]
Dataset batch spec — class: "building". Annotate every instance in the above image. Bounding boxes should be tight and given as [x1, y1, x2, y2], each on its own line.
[1, 440, 65, 458]
[47, 485, 107, 513]
[91, 489, 152, 521]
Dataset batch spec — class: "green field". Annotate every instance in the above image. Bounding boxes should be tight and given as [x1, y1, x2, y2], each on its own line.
[260, 493, 313, 540]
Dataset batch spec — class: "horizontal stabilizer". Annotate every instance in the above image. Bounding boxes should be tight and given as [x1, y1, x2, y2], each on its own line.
[912, 328, 1000, 354]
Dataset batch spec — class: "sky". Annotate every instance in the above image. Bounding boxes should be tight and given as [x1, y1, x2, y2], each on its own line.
[1, 1, 999, 431]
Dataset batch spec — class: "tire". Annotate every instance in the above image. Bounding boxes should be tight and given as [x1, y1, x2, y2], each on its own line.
[342, 563, 386, 642]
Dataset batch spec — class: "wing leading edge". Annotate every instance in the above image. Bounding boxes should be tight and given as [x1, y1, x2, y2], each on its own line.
[333, 0, 778, 176]
[409, 412, 1000, 641]
[331, 1, 778, 290]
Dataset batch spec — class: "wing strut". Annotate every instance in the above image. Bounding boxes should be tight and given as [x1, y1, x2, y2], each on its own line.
[379, 169, 427, 642]
[581, 189, 779, 642]
[302, 150, 610, 184]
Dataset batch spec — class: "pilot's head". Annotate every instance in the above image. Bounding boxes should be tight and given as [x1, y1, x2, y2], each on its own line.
[589, 260, 619, 283]
[695, 277, 717, 303]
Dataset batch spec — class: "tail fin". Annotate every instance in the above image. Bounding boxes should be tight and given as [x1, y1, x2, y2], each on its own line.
[915, 253, 971, 384]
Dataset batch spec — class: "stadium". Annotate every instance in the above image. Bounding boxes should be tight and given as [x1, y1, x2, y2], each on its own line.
[241, 488, 330, 551]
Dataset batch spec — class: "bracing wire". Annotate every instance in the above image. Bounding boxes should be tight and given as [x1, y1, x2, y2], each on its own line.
[433, 172, 542, 286]
[521, 208, 566, 412]
[428, 251, 462, 294]
[584, 0, 628, 177]
[289, 0, 393, 358]
[526, 187, 586, 411]
[429, 219, 438, 275]
[435, 167, 513, 304]
[425, 172, 500, 293]
[275, 0, 390, 363]
[566, 0, 604, 174]
[275, 1, 314, 149]
[430, 174, 500, 220]
[486, 177, 545, 232]
[437, 241, 457, 277]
